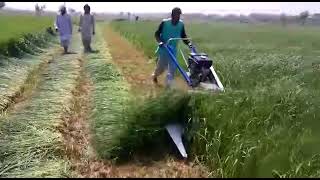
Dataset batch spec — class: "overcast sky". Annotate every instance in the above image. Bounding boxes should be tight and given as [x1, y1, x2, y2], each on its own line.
[4, 2, 320, 15]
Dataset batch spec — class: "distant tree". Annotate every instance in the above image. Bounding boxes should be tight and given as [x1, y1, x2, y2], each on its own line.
[35, 3, 40, 16]
[135, 16, 139, 21]
[0, 2, 5, 9]
[35, 4, 46, 16]
[299, 11, 309, 26]
[40, 4, 46, 14]
[280, 13, 287, 27]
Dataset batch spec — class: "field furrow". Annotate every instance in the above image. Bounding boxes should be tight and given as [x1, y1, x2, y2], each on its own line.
[0, 36, 59, 113]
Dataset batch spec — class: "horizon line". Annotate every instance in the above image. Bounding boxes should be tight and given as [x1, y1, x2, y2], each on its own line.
[2, 7, 310, 16]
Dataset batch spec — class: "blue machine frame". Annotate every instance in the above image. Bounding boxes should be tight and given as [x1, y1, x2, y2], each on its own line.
[155, 38, 225, 158]
[156, 38, 224, 91]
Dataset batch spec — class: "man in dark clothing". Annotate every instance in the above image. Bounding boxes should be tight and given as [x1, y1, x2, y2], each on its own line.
[152, 7, 193, 87]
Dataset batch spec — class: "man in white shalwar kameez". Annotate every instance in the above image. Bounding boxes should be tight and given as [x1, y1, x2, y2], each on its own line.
[55, 6, 73, 54]
[78, 4, 95, 53]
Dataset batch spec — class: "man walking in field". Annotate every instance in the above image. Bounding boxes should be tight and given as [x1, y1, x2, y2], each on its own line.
[78, 4, 96, 53]
[55, 6, 73, 54]
[152, 7, 193, 88]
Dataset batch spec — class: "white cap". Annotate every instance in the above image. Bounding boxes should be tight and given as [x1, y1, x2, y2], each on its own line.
[59, 5, 66, 12]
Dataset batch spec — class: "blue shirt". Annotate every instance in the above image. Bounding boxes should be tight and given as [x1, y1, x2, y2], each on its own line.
[155, 18, 189, 57]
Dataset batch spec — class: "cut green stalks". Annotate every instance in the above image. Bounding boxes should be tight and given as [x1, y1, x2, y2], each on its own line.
[88, 25, 195, 164]
[84, 25, 131, 162]
[0, 33, 82, 178]
[108, 89, 192, 162]
[0, 14, 54, 57]
[0, 31, 58, 114]
[0, 32, 51, 58]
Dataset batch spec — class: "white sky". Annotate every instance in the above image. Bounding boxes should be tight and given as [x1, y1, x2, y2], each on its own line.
[4, 2, 320, 15]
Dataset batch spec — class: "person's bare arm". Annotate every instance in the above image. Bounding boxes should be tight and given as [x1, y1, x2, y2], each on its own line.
[78, 15, 83, 32]
[181, 24, 191, 46]
[54, 15, 59, 31]
[69, 15, 73, 34]
[155, 21, 164, 44]
[92, 15, 95, 35]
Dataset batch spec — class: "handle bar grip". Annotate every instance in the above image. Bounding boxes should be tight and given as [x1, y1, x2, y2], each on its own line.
[165, 38, 192, 45]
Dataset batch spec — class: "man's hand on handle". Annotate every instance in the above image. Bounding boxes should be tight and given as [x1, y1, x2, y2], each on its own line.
[158, 41, 164, 47]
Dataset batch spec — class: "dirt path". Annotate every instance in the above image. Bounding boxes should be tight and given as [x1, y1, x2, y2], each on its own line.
[59, 56, 109, 178]
[103, 25, 190, 97]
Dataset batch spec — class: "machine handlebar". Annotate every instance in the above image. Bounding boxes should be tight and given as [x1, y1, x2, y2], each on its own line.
[165, 38, 192, 45]
[155, 38, 197, 54]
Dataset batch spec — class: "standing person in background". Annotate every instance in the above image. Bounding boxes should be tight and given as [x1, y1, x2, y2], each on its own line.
[55, 5, 73, 54]
[78, 4, 96, 53]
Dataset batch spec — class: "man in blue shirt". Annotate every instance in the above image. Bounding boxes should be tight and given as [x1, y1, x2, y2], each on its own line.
[152, 7, 193, 88]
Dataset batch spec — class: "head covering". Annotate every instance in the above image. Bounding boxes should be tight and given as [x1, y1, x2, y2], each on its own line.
[171, 7, 182, 15]
[84, 4, 90, 10]
[59, 5, 66, 12]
